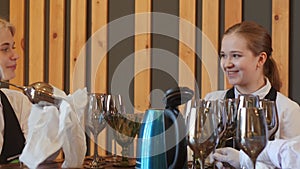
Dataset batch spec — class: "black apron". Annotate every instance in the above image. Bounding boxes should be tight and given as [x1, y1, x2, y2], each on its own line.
[0, 90, 25, 164]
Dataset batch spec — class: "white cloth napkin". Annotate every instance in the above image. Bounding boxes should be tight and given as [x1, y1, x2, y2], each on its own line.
[19, 88, 88, 169]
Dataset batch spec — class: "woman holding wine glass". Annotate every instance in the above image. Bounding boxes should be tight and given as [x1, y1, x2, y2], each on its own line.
[203, 21, 300, 168]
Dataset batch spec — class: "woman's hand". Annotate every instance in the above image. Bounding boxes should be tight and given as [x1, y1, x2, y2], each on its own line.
[213, 147, 240, 169]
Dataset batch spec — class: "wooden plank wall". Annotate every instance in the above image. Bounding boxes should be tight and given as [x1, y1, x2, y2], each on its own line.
[9, 0, 290, 155]
[272, 0, 289, 95]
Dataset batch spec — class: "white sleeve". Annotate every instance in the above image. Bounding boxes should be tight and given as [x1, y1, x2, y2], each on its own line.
[276, 93, 300, 139]
[240, 139, 287, 168]
[239, 150, 275, 169]
[279, 138, 300, 168]
[263, 139, 287, 168]
[264, 137, 300, 169]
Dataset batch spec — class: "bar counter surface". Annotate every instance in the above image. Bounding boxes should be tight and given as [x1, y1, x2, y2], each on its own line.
[0, 156, 136, 169]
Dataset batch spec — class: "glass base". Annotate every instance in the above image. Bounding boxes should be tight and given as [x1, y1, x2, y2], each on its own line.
[113, 160, 136, 167]
[84, 157, 106, 168]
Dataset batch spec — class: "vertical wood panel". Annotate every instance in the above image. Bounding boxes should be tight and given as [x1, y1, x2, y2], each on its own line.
[92, 0, 108, 94]
[224, 0, 242, 30]
[49, 0, 65, 90]
[29, 0, 45, 83]
[9, 0, 25, 86]
[272, 0, 289, 95]
[224, 0, 242, 89]
[201, 0, 219, 98]
[134, 0, 151, 112]
[91, 0, 108, 156]
[179, 0, 196, 91]
[69, 0, 87, 92]
[179, 0, 196, 161]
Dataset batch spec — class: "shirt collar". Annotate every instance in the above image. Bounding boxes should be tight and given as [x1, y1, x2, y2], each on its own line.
[234, 78, 272, 99]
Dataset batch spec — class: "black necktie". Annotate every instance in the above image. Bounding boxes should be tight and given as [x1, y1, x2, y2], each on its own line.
[0, 90, 25, 164]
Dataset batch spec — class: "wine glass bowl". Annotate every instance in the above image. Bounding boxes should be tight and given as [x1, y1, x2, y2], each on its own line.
[207, 100, 227, 144]
[237, 94, 260, 109]
[218, 98, 238, 148]
[85, 93, 107, 168]
[236, 107, 268, 169]
[259, 99, 279, 140]
[106, 113, 143, 167]
[186, 99, 219, 169]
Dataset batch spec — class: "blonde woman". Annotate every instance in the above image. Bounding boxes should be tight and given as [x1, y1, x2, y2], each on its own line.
[0, 18, 31, 164]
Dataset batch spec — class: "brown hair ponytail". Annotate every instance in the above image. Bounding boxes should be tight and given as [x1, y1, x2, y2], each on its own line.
[264, 57, 282, 91]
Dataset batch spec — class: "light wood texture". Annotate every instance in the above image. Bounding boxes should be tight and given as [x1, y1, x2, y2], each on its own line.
[9, 0, 25, 86]
[28, 0, 45, 83]
[49, 1, 65, 158]
[224, 0, 242, 89]
[49, 0, 65, 90]
[272, 0, 289, 95]
[201, 0, 219, 98]
[91, 0, 108, 94]
[69, 0, 87, 92]
[134, 0, 151, 112]
[179, 0, 196, 92]
[91, 0, 108, 156]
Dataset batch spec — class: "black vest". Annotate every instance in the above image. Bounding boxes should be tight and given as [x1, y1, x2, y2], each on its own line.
[0, 90, 25, 163]
[225, 86, 277, 101]
[223, 86, 277, 148]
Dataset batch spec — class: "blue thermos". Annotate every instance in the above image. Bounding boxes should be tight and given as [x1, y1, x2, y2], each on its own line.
[136, 87, 194, 169]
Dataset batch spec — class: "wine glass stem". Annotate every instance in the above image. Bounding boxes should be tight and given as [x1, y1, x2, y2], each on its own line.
[121, 145, 129, 162]
[193, 156, 205, 169]
[252, 159, 257, 169]
[94, 132, 99, 160]
[113, 138, 117, 161]
[200, 159, 205, 169]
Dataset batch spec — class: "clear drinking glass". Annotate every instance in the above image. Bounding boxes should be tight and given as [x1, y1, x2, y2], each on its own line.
[85, 93, 107, 168]
[259, 99, 279, 140]
[236, 107, 268, 169]
[186, 99, 219, 169]
[218, 98, 238, 148]
[104, 95, 143, 167]
[237, 94, 260, 110]
[206, 100, 227, 145]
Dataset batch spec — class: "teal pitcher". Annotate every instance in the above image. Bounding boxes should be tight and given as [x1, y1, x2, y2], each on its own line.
[136, 87, 194, 169]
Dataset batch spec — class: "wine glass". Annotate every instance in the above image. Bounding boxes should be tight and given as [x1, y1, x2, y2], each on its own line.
[236, 107, 268, 169]
[109, 113, 143, 167]
[85, 93, 107, 168]
[259, 99, 279, 140]
[218, 98, 238, 148]
[206, 100, 227, 145]
[237, 94, 260, 110]
[186, 99, 219, 169]
[206, 99, 227, 168]
[104, 95, 143, 167]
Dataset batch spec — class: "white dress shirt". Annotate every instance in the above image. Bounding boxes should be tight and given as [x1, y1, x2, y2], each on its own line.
[0, 88, 32, 153]
[204, 78, 300, 139]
